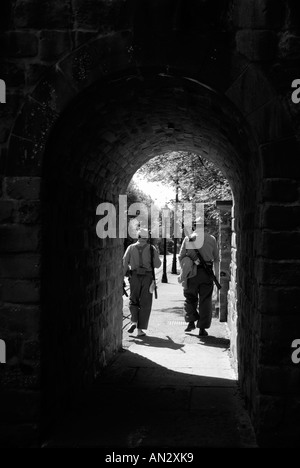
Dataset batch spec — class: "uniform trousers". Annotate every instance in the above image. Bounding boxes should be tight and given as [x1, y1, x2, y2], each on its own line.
[129, 271, 153, 329]
[183, 266, 214, 329]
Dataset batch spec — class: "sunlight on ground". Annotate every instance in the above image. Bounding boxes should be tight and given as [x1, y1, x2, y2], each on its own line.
[127, 334, 236, 381]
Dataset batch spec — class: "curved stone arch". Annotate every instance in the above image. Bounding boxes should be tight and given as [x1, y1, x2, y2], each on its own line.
[6, 30, 295, 177]
[31, 61, 277, 431]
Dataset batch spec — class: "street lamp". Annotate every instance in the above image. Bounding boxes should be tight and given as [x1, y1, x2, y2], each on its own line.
[161, 237, 168, 283]
[161, 205, 169, 283]
[171, 177, 179, 274]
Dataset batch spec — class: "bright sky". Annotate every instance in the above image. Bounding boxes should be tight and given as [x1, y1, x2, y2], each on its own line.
[132, 173, 174, 208]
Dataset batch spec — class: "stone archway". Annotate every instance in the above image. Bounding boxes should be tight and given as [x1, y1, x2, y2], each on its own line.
[1, 0, 300, 448]
[39, 72, 259, 432]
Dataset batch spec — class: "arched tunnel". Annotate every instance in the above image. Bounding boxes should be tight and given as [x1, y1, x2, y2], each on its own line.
[0, 0, 300, 448]
[41, 72, 258, 429]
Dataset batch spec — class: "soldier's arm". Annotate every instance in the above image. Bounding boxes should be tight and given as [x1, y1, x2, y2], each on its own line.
[123, 245, 131, 276]
[178, 238, 187, 263]
[153, 245, 162, 268]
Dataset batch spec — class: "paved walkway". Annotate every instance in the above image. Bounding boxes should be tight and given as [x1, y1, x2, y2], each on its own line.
[44, 256, 257, 449]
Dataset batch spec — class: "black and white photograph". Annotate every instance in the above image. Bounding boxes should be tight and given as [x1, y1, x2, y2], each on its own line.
[0, 0, 300, 452]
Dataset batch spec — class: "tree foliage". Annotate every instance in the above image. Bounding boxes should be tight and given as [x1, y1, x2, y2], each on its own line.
[137, 151, 232, 237]
[126, 179, 153, 207]
[124, 179, 155, 248]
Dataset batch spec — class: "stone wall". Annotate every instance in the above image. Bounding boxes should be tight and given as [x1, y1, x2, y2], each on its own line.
[227, 203, 238, 369]
[0, 175, 42, 445]
[216, 200, 233, 322]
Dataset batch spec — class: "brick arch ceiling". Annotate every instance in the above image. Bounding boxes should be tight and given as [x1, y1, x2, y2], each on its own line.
[42, 72, 258, 204]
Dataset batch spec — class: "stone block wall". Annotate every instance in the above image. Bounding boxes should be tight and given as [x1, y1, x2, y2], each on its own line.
[40, 173, 124, 432]
[216, 200, 233, 322]
[227, 203, 238, 369]
[0, 176, 42, 446]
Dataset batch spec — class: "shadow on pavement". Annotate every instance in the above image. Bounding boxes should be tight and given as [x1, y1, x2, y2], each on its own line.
[197, 336, 230, 349]
[127, 335, 185, 351]
[160, 306, 184, 312]
[42, 348, 257, 448]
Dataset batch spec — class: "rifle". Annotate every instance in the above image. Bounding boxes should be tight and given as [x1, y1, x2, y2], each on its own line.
[149, 231, 158, 299]
[194, 248, 222, 290]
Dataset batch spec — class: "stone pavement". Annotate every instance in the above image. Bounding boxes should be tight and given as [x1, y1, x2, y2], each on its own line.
[44, 256, 257, 449]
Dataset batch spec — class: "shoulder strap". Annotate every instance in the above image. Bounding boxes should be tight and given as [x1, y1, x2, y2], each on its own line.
[150, 244, 155, 264]
[194, 248, 207, 266]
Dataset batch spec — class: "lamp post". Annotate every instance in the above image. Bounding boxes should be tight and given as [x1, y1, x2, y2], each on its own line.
[161, 204, 169, 283]
[171, 177, 179, 274]
[161, 237, 168, 283]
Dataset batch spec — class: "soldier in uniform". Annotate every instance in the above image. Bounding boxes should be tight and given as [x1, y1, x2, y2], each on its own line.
[178, 219, 220, 336]
[123, 228, 161, 337]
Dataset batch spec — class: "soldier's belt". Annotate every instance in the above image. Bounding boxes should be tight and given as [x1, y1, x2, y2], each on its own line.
[133, 268, 152, 275]
[197, 261, 213, 268]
